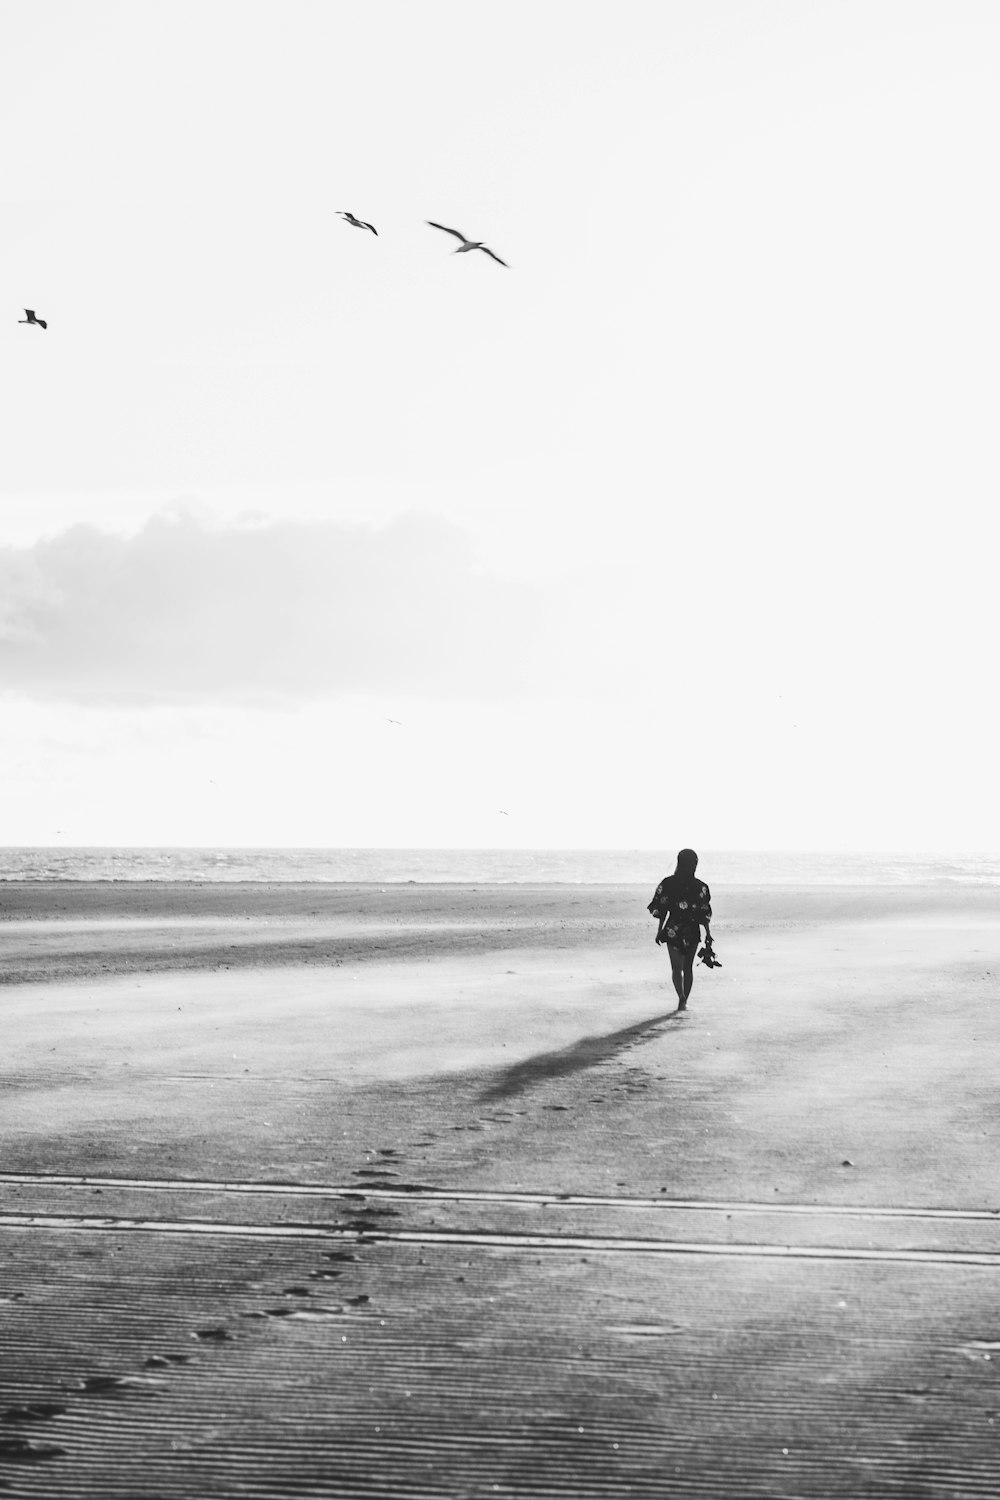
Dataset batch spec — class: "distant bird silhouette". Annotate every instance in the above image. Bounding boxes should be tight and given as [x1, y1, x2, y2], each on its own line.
[338, 211, 377, 236]
[500, 810, 509, 816]
[19, 309, 47, 329]
[426, 222, 508, 266]
[386, 718, 403, 726]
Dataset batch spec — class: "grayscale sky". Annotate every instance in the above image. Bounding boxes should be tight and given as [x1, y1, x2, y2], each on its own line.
[2, 0, 997, 849]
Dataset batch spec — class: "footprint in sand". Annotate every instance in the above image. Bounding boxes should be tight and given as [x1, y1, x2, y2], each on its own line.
[343, 1215, 394, 1234]
[259, 1305, 346, 1321]
[79, 1374, 159, 1394]
[1, 1403, 67, 1423]
[0, 1435, 68, 1463]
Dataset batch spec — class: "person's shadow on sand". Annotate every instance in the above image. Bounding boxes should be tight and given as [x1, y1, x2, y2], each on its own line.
[480, 1011, 680, 1103]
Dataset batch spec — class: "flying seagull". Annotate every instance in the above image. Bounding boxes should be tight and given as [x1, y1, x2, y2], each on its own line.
[426, 222, 508, 267]
[19, 309, 47, 329]
[338, 211, 377, 236]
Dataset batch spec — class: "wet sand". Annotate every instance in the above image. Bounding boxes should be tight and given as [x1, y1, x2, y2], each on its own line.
[2, 882, 1000, 1496]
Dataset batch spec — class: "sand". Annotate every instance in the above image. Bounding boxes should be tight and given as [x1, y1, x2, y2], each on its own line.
[1, 881, 999, 1496]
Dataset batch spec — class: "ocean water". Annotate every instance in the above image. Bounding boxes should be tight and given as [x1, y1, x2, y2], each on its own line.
[0, 848, 999, 885]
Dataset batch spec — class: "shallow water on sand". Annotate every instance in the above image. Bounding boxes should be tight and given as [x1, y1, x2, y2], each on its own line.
[3, 846, 1000, 884]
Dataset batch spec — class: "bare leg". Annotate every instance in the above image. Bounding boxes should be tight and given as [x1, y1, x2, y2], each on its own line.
[682, 954, 695, 1001]
[666, 946, 687, 1008]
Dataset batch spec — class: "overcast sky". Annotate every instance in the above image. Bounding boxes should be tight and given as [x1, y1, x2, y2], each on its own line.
[2, 0, 998, 849]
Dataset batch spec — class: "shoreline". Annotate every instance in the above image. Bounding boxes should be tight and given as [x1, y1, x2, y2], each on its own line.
[3, 875, 998, 884]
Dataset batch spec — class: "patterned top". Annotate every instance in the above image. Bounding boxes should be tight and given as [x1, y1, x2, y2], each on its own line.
[647, 876, 712, 955]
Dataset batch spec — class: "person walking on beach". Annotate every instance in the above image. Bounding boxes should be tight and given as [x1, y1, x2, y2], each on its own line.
[648, 849, 712, 1011]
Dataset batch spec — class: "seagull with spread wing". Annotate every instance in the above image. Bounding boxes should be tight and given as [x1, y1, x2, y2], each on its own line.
[338, 211, 377, 236]
[426, 222, 508, 266]
[18, 309, 47, 329]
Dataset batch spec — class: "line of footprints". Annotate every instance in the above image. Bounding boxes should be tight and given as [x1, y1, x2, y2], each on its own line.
[0, 1046, 669, 1472]
[0, 1158, 397, 1472]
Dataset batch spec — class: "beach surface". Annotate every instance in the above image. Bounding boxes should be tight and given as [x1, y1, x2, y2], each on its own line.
[2, 881, 1000, 1496]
